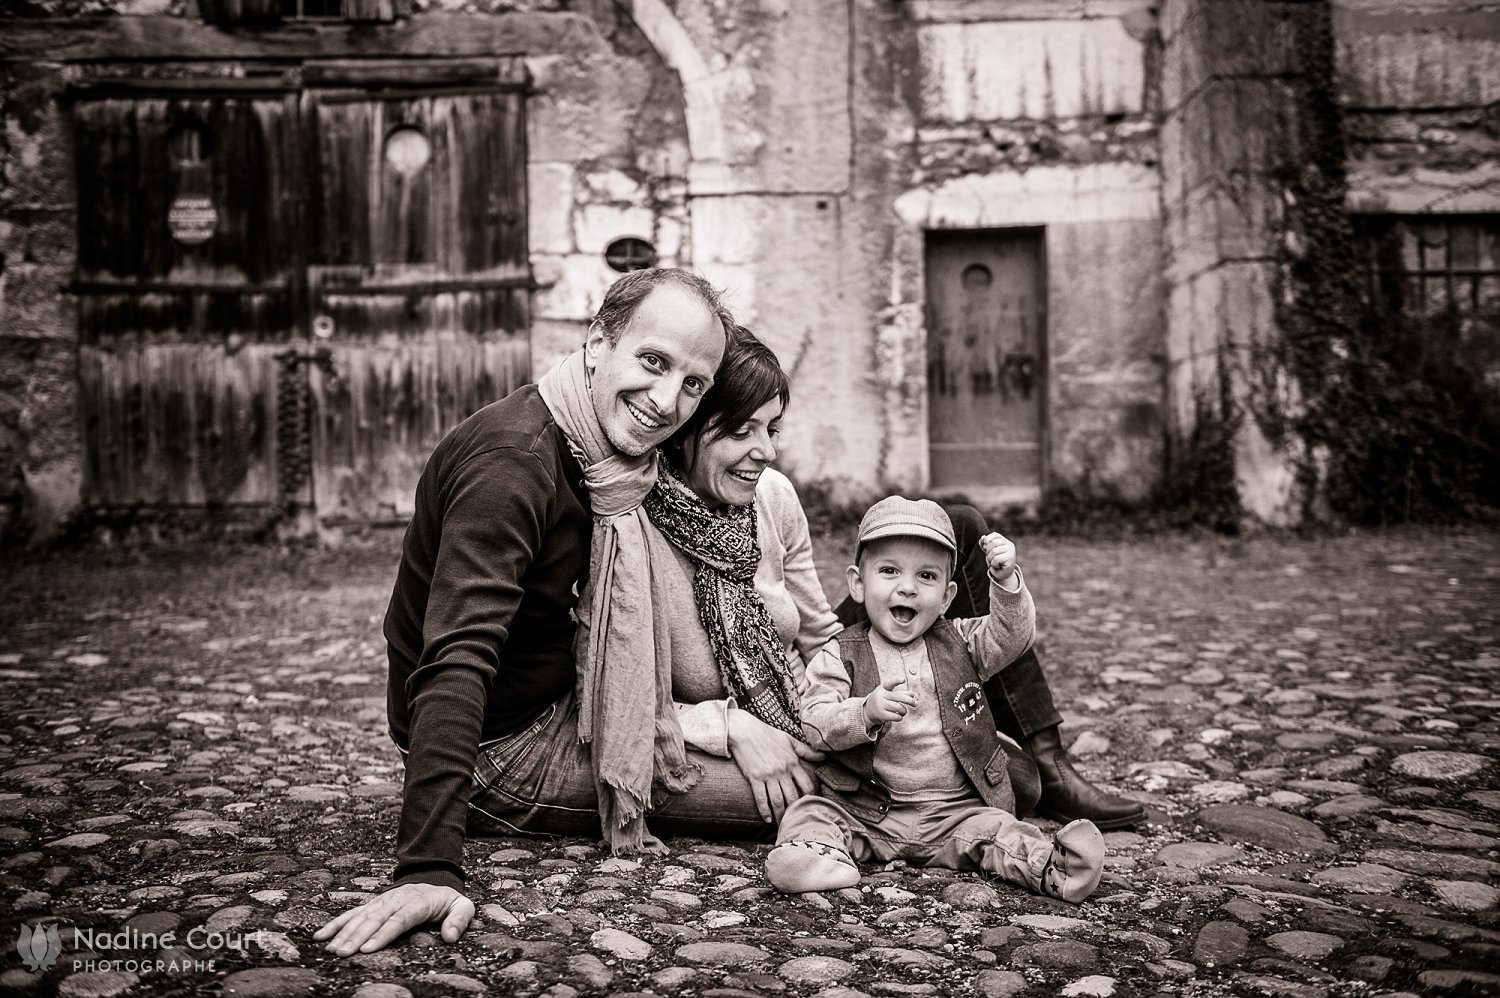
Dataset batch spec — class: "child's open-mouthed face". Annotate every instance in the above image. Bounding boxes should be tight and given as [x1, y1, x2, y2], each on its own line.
[847, 535, 958, 647]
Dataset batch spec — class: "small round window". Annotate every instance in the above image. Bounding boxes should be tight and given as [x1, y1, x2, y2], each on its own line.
[960, 263, 994, 291]
[384, 127, 431, 177]
[605, 237, 658, 273]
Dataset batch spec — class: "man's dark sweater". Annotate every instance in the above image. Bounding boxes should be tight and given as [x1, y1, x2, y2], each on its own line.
[384, 385, 591, 890]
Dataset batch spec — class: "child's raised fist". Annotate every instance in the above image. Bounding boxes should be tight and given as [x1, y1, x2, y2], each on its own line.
[979, 532, 1018, 585]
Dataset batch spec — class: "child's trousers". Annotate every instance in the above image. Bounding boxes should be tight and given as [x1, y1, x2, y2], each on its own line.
[774, 792, 1056, 891]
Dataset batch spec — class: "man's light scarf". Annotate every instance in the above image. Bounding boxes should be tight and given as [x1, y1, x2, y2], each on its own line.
[538, 349, 700, 854]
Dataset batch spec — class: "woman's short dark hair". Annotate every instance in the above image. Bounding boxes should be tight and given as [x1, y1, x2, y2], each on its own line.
[665, 325, 790, 462]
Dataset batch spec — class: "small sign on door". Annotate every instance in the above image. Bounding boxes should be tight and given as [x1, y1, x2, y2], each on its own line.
[168, 195, 218, 245]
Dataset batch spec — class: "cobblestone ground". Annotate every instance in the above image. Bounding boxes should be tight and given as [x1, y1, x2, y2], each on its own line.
[0, 526, 1496, 998]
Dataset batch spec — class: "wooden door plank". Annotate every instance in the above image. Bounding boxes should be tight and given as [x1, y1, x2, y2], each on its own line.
[304, 78, 529, 522]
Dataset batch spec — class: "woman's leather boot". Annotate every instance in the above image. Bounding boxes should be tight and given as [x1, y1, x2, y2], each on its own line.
[1025, 725, 1146, 830]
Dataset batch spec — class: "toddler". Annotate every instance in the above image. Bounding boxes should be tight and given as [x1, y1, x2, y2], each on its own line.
[764, 496, 1104, 903]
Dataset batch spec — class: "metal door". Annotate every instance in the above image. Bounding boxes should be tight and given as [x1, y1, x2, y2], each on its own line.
[925, 230, 1047, 495]
[71, 75, 307, 512]
[302, 59, 530, 522]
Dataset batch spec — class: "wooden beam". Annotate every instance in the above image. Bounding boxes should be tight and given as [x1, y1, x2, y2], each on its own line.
[0, 13, 604, 63]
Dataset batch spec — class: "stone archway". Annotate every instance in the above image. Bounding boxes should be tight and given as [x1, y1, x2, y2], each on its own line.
[614, 0, 729, 196]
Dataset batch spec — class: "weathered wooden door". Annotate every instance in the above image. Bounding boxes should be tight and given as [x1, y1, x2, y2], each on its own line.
[925, 231, 1047, 497]
[302, 60, 530, 522]
[72, 76, 306, 512]
[70, 59, 529, 525]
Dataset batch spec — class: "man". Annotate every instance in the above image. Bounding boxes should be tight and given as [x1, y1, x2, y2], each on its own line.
[316, 268, 729, 956]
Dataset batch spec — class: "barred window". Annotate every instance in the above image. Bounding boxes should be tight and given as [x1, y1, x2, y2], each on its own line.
[1354, 215, 1500, 321]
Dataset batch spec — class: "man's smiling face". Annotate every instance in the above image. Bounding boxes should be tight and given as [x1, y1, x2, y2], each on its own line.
[847, 536, 957, 647]
[585, 283, 726, 457]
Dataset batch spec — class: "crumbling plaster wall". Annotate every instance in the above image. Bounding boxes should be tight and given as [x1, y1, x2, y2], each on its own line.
[888, 0, 1166, 502]
[1335, 0, 1500, 217]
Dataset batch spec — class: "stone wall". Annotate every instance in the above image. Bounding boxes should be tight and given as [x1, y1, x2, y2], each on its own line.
[13, 0, 1475, 538]
[1159, 0, 1305, 523]
[1335, 0, 1500, 216]
[885, 0, 1166, 503]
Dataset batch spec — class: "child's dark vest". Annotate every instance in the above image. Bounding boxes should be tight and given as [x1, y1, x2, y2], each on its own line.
[814, 620, 1017, 823]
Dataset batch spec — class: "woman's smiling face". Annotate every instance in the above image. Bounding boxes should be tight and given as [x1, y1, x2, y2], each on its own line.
[680, 396, 784, 508]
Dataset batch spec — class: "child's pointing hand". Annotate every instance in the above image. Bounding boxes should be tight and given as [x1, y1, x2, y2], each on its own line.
[865, 674, 917, 730]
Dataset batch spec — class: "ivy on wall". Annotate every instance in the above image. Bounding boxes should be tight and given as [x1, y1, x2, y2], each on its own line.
[1246, 1, 1499, 525]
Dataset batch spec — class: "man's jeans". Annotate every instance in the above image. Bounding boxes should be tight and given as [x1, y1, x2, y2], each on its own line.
[464, 691, 774, 843]
[835, 503, 1063, 739]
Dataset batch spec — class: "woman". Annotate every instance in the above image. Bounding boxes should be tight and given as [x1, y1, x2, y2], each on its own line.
[639, 330, 840, 827]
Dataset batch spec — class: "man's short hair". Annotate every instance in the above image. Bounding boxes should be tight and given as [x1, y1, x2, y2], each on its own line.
[592, 268, 732, 345]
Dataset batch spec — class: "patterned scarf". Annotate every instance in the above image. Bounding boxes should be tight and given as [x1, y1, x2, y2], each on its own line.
[643, 463, 804, 739]
[537, 349, 700, 855]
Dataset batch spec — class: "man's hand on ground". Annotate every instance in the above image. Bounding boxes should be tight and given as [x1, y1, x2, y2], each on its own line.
[314, 883, 475, 956]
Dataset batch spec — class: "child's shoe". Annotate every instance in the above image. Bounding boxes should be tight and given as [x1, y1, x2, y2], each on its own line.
[765, 839, 860, 893]
[1039, 819, 1104, 903]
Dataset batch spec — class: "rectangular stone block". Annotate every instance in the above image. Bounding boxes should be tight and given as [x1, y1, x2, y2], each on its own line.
[1220, 259, 1277, 348]
[1158, 0, 1197, 44]
[1162, 1, 1303, 112]
[1165, 179, 1281, 284]
[654, 212, 687, 267]
[1045, 217, 1168, 501]
[0, 209, 73, 267]
[573, 203, 656, 256]
[527, 163, 575, 255]
[736, 0, 851, 193]
[1337, 24, 1500, 109]
[1187, 273, 1229, 398]
[1048, 218, 1167, 377]
[527, 317, 588, 380]
[1175, 79, 1298, 194]
[896, 162, 1160, 230]
[530, 252, 614, 323]
[691, 196, 762, 268]
[906, 0, 1086, 19]
[526, 52, 649, 164]
[1166, 348, 1199, 433]
[1167, 266, 1224, 382]
[1347, 160, 1500, 214]
[917, 18, 1147, 121]
[1159, 110, 1189, 208]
